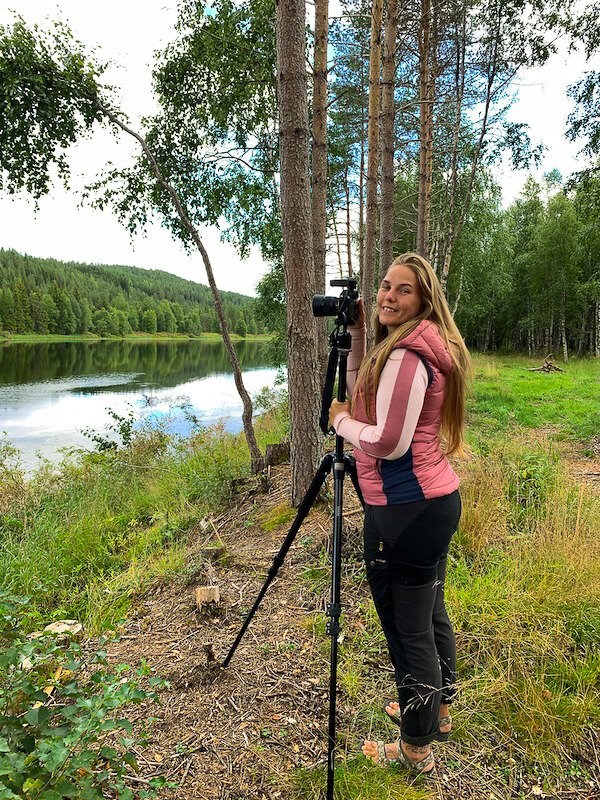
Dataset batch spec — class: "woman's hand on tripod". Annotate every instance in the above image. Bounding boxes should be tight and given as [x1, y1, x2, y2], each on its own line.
[351, 298, 365, 328]
[329, 400, 351, 428]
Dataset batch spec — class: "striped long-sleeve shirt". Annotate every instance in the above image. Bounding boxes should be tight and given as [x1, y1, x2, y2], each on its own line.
[332, 320, 459, 505]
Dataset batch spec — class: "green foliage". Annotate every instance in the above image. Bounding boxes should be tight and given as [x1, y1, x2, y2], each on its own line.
[0, 250, 264, 337]
[0, 18, 103, 200]
[0, 591, 167, 800]
[82, 407, 137, 452]
[452, 173, 599, 355]
[89, 0, 282, 263]
[255, 261, 286, 366]
[0, 399, 288, 629]
[505, 449, 559, 527]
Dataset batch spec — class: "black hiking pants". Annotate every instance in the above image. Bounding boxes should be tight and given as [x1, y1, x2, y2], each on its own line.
[363, 489, 461, 746]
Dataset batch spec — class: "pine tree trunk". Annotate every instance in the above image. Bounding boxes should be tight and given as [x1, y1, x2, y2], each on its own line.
[595, 300, 600, 357]
[439, 6, 465, 293]
[276, 0, 321, 504]
[359, 141, 365, 275]
[416, 0, 433, 258]
[379, 0, 397, 278]
[345, 167, 353, 276]
[363, 0, 384, 344]
[331, 197, 344, 276]
[311, 0, 329, 381]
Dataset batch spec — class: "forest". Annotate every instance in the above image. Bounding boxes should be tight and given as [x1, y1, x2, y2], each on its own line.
[0, 249, 263, 337]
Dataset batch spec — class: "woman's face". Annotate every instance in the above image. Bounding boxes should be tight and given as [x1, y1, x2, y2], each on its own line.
[377, 263, 422, 332]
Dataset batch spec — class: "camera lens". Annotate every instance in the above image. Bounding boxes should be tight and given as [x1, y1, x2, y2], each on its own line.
[312, 296, 340, 317]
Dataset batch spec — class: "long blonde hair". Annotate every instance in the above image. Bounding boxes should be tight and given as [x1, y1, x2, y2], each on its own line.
[354, 252, 472, 455]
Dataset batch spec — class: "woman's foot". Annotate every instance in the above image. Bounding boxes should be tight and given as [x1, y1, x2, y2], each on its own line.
[361, 739, 435, 775]
[384, 700, 452, 736]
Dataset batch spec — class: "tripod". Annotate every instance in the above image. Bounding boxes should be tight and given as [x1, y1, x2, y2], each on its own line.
[223, 320, 364, 800]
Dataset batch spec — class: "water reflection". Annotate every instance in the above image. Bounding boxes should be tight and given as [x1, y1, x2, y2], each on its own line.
[0, 340, 280, 472]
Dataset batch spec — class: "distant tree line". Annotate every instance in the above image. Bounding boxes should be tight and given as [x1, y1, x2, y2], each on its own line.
[0, 250, 265, 337]
[448, 171, 600, 359]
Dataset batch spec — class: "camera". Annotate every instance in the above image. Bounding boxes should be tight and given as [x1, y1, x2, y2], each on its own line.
[312, 278, 360, 326]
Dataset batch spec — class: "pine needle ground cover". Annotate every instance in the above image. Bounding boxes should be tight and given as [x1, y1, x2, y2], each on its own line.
[0, 354, 598, 798]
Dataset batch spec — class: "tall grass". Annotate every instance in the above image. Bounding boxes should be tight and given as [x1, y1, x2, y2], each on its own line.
[453, 441, 600, 757]
[302, 438, 600, 797]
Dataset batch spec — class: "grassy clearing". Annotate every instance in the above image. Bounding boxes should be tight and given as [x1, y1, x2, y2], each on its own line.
[469, 353, 599, 443]
[0, 353, 597, 796]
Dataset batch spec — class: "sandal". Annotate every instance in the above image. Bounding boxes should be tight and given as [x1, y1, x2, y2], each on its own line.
[397, 743, 436, 777]
[383, 700, 452, 742]
[361, 739, 435, 777]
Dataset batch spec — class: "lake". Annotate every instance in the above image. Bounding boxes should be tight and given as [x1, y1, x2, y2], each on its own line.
[0, 339, 281, 473]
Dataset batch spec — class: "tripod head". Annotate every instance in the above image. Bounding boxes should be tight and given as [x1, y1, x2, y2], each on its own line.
[317, 280, 359, 435]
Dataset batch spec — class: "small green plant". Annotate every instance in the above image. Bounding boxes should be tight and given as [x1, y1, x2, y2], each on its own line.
[506, 449, 557, 526]
[0, 591, 169, 799]
[82, 406, 137, 452]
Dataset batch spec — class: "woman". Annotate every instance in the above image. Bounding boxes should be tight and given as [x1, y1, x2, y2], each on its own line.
[328, 252, 471, 776]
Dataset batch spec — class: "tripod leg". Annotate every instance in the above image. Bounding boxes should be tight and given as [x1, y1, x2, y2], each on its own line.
[222, 453, 334, 668]
[345, 454, 365, 509]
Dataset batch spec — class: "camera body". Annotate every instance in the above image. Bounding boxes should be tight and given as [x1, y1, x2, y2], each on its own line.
[312, 278, 360, 326]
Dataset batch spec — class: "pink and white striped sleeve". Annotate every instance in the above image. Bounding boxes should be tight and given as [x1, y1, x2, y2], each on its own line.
[346, 324, 366, 398]
[333, 349, 428, 459]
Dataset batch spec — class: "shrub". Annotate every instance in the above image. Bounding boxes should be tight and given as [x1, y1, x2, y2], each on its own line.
[0, 591, 168, 800]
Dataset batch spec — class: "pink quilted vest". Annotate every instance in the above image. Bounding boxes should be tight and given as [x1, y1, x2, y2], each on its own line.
[352, 319, 460, 505]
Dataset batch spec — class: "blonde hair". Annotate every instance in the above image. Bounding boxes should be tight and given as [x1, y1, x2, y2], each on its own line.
[353, 252, 472, 455]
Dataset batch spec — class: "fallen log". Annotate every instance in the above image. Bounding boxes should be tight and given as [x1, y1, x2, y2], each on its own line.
[527, 354, 565, 373]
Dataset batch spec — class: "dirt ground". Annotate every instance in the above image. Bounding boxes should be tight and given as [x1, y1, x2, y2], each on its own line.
[102, 459, 600, 800]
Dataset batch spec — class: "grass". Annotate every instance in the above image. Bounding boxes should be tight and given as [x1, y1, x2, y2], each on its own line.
[0, 352, 598, 796]
[469, 353, 599, 443]
[0, 407, 288, 631]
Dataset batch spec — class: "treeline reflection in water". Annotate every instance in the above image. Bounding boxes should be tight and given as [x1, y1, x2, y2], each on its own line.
[0, 338, 279, 473]
[0, 339, 272, 390]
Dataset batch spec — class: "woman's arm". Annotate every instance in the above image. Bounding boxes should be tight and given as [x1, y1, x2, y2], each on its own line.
[333, 348, 428, 459]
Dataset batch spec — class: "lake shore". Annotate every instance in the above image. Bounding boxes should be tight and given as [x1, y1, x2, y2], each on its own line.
[0, 332, 272, 344]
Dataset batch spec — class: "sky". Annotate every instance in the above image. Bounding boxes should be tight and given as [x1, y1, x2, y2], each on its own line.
[0, 1, 598, 297]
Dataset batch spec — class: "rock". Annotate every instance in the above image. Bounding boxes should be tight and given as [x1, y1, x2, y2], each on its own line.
[43, 620, 83, 637]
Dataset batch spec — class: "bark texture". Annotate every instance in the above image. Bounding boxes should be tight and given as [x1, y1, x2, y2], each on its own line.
[363, 0, 384, 345]
[417, 0, 434, 259]
[379, 0, 398, 278]
[276, 0, 321, 504]
[311, 0, 329, 382]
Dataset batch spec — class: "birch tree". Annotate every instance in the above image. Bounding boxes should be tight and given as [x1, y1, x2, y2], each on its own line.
[0, 17, 267, 470]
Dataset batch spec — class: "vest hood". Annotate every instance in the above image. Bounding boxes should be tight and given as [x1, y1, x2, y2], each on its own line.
[394, 319, 455, 375]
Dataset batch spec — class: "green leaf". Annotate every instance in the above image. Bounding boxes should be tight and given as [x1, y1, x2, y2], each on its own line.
[24, 706, 52, 726]
[53, 778, 80, 798]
